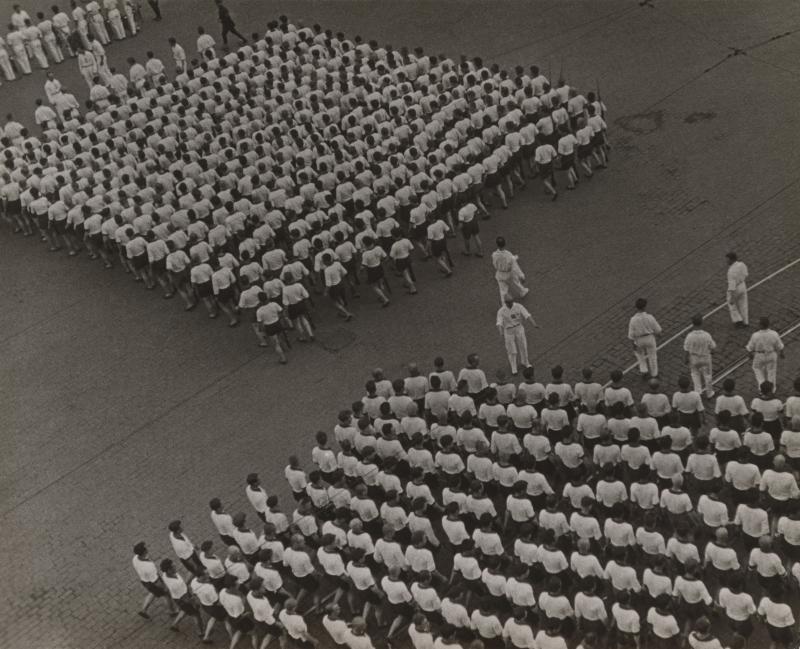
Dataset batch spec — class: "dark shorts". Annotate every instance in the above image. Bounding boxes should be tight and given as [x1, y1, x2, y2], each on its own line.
[727, 616, 753, 638]
[171, 268, 190, 287]
[383, 599, 412, 620]
[430, 239, 447, 257]
[365, 265, 384, 284]
[767, 624, 794, 645]
[287, 301, 307, 320]
[262, 320, 282, 337]
[36, 213, 49, 229]
[591, 133, 604, 148]
[578, 144, 592, 159]
[560, 156, 576, 170]
[141, 580, 166, 596]
[6, 198, 21, 215]
[195, 280, 213, 298]
[254, 620, 282, 637]
[323, 573, 350, 592]
[88, 232, 103, 248]
[394, 257, 412, 272]
[131, 252, 148, 270]
[485, 172, 501, 188]
[460, 219, 479, 238]
[412, 222, 427, 241]
[294, 573, 318, 592]
[678, 411, 701, 430]
[353, 586, 382, 605]
[202, 602, 228, 621]
[216, 285, 234, 303]
[151, 257, 167, 275]
[229, 614, 254, 633]
[175, 595, 199, 615]
[679, 600, 707, 622]
[537, 162, 554, 179]
[327, 282, 346, 302]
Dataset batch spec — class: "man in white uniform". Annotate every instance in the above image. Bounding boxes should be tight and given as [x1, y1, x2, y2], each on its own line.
[726, 252, 749, 327]
[628, 297, 662, 379]
[746, 317, 785, 388]
[496, 295, 539, 375]
[5, 25, 31, 75]
[683, 314, 716, 399]
[492, 236, 528, 303]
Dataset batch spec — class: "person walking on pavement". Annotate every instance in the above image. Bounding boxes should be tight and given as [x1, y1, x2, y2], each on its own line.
[746, 317, 785, 388]
[683, 314, 717, 399]
[628, 298, 662, 379]
[492, 236, 528, 304]
[726, 252, 749, 328]
[214, 0, 246, 49]
[147, 0, 162, 21]
[496, 294, 539, 376]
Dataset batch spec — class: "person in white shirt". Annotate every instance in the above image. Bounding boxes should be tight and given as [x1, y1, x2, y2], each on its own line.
[167, 520, 202, 576]
[757, 589, 796, 649]
[503, 607, 537, 649]
[279, 598, 320, 647]
[132, 542, 176, 618]
[628, 297, 662, 378]
[496, 295, 539, 375]
[573, 577, 607, 637]
[492, 236, 528, 303]
[167, 37, 186, 73]
[717, 575, 756, 640]
[534, 139, 558, 199]
[646, 594, 680, 647]
[247, 577, 282, 648]
[611, 591, 641, 646]
[159, 559, 204, 635]
[255, 292, 288, 364]
[322, 603, 350, 646]
[683, 314, 717, 398]
[407, 614, 434, 649]
[745, 317, 785, 388]
[726, 252, 749, 327]
[196, 26, 216, 58]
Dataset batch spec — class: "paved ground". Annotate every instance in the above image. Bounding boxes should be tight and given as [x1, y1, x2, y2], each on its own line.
[2, 1, 800, 648]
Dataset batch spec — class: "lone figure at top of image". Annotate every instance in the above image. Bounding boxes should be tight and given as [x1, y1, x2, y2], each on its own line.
[214, 0, 246, 49]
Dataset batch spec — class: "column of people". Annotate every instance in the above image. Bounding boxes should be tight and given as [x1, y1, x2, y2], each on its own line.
[1, 17, 611, 363]
[132, 357, 800, 649]
[0, 1, 146, 85]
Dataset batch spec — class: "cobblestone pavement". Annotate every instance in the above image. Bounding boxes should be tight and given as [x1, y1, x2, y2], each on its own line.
[2, 1, 800, 649]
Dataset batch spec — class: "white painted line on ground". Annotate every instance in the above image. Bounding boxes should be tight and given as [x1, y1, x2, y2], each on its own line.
[598, 256, 800, 387]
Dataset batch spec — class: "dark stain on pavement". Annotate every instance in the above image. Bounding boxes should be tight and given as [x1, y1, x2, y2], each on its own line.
[315, 327, 357, 353]
[684, 111, 717, 124]
[615, 110, 664, 135]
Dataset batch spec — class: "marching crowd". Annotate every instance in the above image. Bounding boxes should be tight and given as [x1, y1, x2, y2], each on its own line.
[132, 356, 800, 649]
[0, 14, 611, 363]
[0, 0, 157, 84]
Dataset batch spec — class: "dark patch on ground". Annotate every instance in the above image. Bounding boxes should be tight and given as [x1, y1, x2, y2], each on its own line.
[615, 110, 664, 135]
[315, 326, 357, 352]
[684, 111, 717, 123]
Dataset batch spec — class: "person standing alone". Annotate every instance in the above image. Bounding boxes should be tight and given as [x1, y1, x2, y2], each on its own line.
[726, 252, 749, 328]
[628, 298, 662, 379]
[746, 317, 785, 388]
[496, 295, 539, 376]
[492, 236, 528, 304]
[683, 314, 717, 399]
